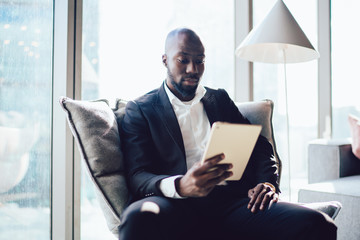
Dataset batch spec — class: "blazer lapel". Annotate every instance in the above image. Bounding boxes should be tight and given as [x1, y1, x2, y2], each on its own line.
[153, 84, 186, 157]
[201, 89, 221, 126]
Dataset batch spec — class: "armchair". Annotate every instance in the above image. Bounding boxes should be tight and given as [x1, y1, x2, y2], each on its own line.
[298, 138, 360, 240]
[60, 97, 341, 238]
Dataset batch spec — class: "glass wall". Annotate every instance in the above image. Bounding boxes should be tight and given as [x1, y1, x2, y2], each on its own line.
[80, 0, 234, 238]
[252, 0, 318, 201]
[0, 0, 53, 239]
[1, 0, 356, 239]
[331, 0, 360, 138]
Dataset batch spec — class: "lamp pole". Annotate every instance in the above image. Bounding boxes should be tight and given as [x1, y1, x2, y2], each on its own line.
[282, 48, 291, 201]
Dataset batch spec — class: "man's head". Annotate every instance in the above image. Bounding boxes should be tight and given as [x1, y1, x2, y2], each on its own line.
[162, 28, 205, 101]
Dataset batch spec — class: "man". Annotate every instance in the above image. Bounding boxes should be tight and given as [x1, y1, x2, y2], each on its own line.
[119, 28, 337, 240]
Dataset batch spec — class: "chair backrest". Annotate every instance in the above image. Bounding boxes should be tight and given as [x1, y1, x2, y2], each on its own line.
[59, 97, 280, 238]
[236, 100, 281, 181]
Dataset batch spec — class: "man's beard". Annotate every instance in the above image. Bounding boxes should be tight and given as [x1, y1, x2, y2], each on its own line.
[167, 69, 199, 98]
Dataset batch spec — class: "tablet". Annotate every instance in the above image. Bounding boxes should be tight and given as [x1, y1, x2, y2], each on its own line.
[200, 122, 262, 181]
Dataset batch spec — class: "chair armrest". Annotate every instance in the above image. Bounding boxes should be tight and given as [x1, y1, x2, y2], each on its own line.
[308, 138, 360, 183]
[300, 201, 342, 220]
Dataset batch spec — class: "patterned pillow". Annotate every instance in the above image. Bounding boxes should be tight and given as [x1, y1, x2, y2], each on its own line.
[59, 97, 128, 236]
[348, 114, 360, 159]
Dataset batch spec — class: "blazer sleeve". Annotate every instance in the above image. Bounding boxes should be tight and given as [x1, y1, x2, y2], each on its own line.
[218, 89, 279, 192]
[251, 135, 279, 192]
[120, 100, 170, 199]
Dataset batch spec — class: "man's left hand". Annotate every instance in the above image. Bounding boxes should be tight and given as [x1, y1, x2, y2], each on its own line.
[247, 183, 279, 213]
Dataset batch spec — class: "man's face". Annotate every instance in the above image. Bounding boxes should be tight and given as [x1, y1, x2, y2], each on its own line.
[163, 33, 205, 101]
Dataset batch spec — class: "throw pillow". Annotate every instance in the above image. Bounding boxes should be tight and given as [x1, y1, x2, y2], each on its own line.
[59, 97, 128, 235]
[348, 114, 360, 159]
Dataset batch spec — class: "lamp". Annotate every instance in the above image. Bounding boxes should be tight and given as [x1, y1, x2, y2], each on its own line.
[235, 0, 319, 200]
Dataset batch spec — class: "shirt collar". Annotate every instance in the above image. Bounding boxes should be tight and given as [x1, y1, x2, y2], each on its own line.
[164, 81, 206, 107]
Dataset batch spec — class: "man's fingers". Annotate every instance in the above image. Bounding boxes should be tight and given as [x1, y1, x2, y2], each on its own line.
[259, 191, 273, 210]
[260, 184, 278, 210]
[251, 187, 270, 213]
[248, 183, 278, 212]
[204, 153, 225, 163]
[247, 184, 263, 209]
[203, 164, 233, 178]
[202, 153, 225, 168]
[273, 193, 279, 203]
[268, 193, 279, 209]
[195, 154, 230, 176]
[179, 153, 231, 198]
[205, 171, 233, 186]
[248, 183, 278, 213]
[196, 169, 233, 190]
[188, 162, 232, 190]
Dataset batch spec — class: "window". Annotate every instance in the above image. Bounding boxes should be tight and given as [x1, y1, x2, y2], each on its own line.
[81, 0, 234, 238]
[252, 0, 318, 201]
[0, 1, 341, 238]
[331, 0, 360, 138]
[0, 0, 53, 239]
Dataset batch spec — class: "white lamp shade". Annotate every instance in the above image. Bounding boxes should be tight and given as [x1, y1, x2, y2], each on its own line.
[235, 0, 320, 63]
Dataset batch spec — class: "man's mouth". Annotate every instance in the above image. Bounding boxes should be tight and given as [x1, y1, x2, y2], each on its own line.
[183, 78, 198, 85]
[184, 77, 199, 82]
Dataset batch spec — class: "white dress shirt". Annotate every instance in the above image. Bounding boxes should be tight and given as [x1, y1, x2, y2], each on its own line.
[159, 81, 211, 198]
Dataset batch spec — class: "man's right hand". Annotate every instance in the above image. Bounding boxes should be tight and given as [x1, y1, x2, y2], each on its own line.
[175, 153, 233, 198]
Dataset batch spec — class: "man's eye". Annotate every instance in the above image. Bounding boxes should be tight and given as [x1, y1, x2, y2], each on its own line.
[196, 59, 205, 64]
[177, 59, 189, 64]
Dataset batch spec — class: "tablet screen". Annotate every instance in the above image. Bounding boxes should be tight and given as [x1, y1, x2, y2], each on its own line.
[200, 122, 262, 180]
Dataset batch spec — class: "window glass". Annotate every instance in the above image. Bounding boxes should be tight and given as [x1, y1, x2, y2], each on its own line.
[331, 0, 360, 138]
[252, 0, 318, 201]
[81, 0, 234, 238]
[0, 0, 53, 239]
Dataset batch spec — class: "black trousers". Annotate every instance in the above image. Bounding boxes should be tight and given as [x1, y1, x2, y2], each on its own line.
[118, 190, 337, 240]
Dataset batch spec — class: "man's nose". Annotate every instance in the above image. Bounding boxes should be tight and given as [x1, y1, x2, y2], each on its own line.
[186, 61, 198, 73]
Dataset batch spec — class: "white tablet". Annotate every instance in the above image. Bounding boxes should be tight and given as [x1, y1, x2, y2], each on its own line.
[200, 122, 262, 181]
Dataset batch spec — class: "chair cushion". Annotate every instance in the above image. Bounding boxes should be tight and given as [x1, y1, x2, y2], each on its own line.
[59, 97, 128, 235]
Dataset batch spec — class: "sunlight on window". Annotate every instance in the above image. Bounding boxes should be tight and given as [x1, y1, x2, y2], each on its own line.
[82, 0, 234, 103]
[331, 0, 360, 138]
[0, 1, 53, 239]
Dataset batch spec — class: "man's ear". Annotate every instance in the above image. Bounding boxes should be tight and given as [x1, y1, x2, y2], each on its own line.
[162, 54, 167, 66]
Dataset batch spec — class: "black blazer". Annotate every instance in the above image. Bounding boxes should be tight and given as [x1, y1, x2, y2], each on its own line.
[120, 83, 278, 202]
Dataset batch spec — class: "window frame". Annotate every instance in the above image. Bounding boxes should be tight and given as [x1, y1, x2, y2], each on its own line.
[52, 0, 82, 239]
[317, 0, 332, 139]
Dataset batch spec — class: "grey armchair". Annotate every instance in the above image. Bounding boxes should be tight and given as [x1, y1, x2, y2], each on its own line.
[60, 97, 341, 238]
[299, 138, 360, 240]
